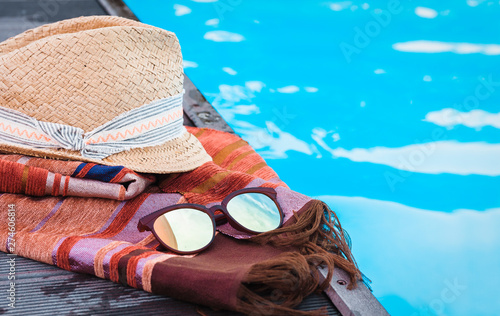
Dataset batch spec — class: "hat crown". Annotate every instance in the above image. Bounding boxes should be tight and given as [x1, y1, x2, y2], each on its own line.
[0, 16, 183, 132]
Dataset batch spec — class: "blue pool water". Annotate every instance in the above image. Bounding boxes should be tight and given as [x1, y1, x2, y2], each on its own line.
[124, 1, 500, 315]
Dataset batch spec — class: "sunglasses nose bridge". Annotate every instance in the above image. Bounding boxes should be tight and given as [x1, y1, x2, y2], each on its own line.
[208, 205, 223, 214]
[209, 205, 227, 223]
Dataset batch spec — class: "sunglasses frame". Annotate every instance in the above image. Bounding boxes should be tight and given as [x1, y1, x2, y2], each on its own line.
[138, 187, 284, 255]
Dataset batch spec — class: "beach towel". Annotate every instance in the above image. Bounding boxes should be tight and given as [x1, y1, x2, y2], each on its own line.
[0, 126, 361, 315]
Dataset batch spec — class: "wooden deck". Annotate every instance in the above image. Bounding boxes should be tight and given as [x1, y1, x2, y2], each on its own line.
[0, 0, 388, 315]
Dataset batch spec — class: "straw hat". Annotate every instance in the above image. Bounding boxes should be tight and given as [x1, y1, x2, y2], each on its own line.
[0, 16, 212, 173]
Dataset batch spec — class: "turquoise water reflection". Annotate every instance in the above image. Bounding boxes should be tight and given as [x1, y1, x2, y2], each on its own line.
[124, 1, 500, 314]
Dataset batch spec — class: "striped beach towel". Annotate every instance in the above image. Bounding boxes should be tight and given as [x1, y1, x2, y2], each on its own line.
[0, 126, 360, 315]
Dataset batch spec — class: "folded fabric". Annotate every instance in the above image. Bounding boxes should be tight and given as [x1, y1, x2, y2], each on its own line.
[0, 156, 155, 200]
[0, 127, 361, 315]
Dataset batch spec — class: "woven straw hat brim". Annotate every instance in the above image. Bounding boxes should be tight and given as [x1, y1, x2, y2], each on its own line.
[0, 16, 212, 173]
[0, 131, 212, 174]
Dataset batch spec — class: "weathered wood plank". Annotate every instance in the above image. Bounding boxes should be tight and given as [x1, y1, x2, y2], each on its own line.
[183, 75, 235, 134]
[96, 0, 136, 20]
[0, 0, 107, 22]
[319, 267, 389, 316]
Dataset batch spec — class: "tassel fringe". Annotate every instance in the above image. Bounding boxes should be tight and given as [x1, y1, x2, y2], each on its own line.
[236, 200, 362, 315]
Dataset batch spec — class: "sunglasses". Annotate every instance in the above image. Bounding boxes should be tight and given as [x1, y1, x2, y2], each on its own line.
[138, 187, 284, 254]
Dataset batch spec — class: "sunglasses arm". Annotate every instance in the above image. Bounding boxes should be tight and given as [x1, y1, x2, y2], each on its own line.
[137, 221, 149, 232]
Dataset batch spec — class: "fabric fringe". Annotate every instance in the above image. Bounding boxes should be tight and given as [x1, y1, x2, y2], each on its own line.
[236, 200, 362, 315]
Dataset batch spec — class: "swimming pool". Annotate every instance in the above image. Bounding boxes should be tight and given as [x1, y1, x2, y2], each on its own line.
[123, 1, 500, 315]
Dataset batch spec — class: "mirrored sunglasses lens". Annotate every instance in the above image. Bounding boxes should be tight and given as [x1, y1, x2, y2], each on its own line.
[226, 193, 281, 233]
[153, 208, 214, 252]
